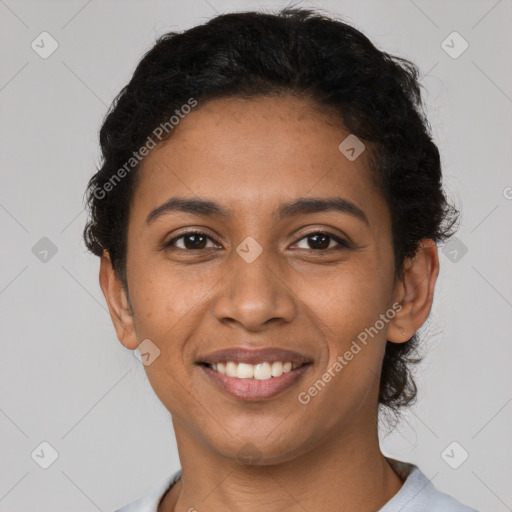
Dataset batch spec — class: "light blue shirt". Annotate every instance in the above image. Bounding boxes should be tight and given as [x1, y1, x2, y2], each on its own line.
[115, 457, 479, 511]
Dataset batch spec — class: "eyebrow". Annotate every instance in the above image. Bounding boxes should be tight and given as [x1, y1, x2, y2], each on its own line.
[146, 196, 369, 226]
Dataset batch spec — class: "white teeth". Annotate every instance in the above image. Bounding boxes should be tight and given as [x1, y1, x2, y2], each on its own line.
[237, 363, 254, 379]
[226, 361, 237, 377]
[254, 362, 272, 380]
[208, 360, 303, 380]
[271, 361, 283, 377]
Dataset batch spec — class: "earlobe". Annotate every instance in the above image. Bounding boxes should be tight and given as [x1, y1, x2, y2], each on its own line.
[99, 250, 139, 350]
[388, 239, 440, 344]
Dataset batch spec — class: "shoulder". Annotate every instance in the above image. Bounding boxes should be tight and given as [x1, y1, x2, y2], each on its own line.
[380, 458, 480, 512]
[114, 469, 182, 512]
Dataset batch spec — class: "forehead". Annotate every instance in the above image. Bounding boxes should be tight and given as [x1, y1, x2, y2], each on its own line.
[131, 95, 388, 228]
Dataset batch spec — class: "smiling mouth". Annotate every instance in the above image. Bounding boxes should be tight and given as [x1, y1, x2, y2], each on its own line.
[197, 360, 313, 401]
[199, 360, 309, 380]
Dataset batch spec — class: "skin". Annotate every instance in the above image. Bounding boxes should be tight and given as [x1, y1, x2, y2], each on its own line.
[99, 95, 439, 512]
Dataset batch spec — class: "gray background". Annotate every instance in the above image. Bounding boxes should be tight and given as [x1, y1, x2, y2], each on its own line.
[0, 0, 511, 510]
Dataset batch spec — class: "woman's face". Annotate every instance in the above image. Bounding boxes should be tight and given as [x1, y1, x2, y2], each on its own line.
[114, 95, 405, 463]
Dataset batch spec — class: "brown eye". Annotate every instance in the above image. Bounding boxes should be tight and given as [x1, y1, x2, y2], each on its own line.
[165, 231, 219, 250]
[295, 232, 350, 251]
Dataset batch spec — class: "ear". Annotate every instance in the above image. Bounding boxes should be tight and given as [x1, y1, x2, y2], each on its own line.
[387, 238, 440, 344]
[99, 250, 139, 350]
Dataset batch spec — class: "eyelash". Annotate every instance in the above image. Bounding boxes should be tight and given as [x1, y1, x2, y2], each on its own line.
[163, 230, 351, 252]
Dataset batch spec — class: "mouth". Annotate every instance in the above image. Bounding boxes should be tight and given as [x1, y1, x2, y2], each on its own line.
[196, 347, 313, 401]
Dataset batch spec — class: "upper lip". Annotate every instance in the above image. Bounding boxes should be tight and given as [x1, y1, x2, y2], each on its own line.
[197, 347, 313, 366]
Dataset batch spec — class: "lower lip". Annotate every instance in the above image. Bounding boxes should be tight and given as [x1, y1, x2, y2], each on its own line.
[199, 364, 311, 401]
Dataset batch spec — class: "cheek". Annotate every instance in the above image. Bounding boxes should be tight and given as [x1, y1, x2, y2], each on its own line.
[296, 271, 390, 423]
[305, 256, 393, 377]
[127, 261, 216, 375]
[310, 258, 391, 328]
[129, 259, 204, 327]
[128, 265, 206, 413]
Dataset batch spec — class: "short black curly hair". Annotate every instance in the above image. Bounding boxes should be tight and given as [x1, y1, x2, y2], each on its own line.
[83, 7, 459, 418]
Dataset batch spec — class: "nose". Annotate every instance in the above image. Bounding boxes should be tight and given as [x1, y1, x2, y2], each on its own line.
[211, 249, 297, 331]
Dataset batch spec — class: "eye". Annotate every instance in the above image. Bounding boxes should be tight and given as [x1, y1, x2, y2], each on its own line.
[164, 230, 220, 250]
[162, 230, 350, 252]
[293, 231, 350, 251]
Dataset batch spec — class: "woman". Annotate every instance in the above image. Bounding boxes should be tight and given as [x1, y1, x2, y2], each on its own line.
[83, 7, 479, 511]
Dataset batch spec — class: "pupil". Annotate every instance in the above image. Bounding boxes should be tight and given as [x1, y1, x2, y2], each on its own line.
[309, 233, 329, 250]
[185, 234, 206, 249]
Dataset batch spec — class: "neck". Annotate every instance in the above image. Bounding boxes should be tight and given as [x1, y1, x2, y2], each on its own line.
[158, 426, 403, 512]
[159, 411, 403, 512]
